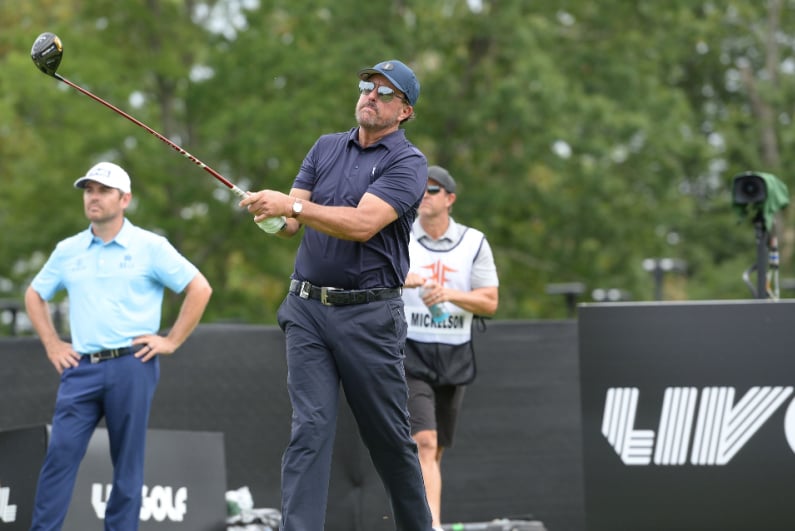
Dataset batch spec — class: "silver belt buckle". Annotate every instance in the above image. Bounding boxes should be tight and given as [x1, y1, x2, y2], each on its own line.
[320, 287, 332, 306]
[320, 287, 342, 306]
[299, 281, 311, 299]
[90, 353, 100, 364]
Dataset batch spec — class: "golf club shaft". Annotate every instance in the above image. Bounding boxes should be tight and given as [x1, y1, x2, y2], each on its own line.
[53, 73, 245, 196]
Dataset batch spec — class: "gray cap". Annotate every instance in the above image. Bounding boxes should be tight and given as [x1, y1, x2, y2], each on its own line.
[427, 165, 456, 193]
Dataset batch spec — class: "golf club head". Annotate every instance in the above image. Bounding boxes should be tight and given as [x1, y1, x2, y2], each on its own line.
[31, 32, 63, 76]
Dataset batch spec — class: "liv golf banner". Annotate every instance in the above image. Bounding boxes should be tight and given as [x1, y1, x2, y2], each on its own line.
[63, 428, 226, 531]
[578, 300, 795, 531]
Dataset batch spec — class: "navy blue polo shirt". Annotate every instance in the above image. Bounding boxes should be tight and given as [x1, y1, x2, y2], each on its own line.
[292, 127, 427, 289]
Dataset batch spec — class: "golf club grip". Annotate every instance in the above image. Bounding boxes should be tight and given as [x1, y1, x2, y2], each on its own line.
[233, 188, 287, 233]
[54, 73, 237, 191]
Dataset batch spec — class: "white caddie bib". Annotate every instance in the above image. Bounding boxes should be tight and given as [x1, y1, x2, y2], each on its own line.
[404, 227, 485, 345]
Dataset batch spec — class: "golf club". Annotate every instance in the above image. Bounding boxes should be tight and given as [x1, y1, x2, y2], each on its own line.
[30, 32, 285, 233]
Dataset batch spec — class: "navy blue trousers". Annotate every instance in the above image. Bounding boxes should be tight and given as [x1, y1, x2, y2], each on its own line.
[30, 354, 159, 531]
[277, 293, 432, 531]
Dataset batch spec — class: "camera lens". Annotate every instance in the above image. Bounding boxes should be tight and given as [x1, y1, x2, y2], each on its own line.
[733, 174, 767, 205]
[742, 180, 760, 196]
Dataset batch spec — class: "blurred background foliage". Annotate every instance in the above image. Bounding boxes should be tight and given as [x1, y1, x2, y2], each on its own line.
[3, 0, 795, 332]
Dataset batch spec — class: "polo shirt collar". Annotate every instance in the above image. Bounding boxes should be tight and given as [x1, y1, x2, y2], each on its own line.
[413, 216, 459, 243]
[350, 127, 407, 150]
[82, 218, 133, 248]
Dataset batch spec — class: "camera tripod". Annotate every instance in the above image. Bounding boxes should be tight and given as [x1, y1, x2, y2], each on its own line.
[742, 217, 779, 299]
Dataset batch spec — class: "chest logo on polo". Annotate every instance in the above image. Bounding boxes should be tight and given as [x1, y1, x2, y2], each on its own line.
[119, 254, 134, 269]
[69, 258, 86, 272]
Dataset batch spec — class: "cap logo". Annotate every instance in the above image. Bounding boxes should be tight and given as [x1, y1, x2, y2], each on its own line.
[381, 62, 394, 71]
[88, 167, 112, 179]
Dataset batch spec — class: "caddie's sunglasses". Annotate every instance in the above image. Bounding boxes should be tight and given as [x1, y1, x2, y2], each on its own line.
[426, 185, 442, 195]
[358, 80, 407, 104]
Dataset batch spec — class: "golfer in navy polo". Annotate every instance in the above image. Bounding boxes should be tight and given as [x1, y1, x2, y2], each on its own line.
[25, 162, 212, 531]
[241, 60, 433, 530]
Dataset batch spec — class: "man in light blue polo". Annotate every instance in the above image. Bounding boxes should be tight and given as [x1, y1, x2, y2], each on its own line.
[24, 161, 212, 531]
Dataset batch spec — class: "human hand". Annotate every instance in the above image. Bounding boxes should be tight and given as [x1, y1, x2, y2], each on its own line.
[132, 335, 177, 362]
[239, 190, 291, 221]
[404, 272, 425, 288]
[237, 190, 288, 233]
[46, 340, 80, 374]
[420, 281, 447, 306]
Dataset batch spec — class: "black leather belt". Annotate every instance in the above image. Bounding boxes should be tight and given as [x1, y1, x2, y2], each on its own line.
[84, 344, 144, 364]
[289, 279, 402, 306]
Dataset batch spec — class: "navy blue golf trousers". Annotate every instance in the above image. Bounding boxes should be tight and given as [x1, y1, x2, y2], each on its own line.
[30, 353, 159, 531]
[277, 292, 433, 531]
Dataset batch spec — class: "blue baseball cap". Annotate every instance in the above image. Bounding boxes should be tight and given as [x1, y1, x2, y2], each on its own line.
[358, 60, 420, 106]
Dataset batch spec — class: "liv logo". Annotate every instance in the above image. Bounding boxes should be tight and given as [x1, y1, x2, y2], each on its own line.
[0, 486, 18, 523]
[602, 386, 794, 465]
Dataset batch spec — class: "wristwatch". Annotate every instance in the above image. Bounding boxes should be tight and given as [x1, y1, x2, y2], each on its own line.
[291, 198, 304, 218]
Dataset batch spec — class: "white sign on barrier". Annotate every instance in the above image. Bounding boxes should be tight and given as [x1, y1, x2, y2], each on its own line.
[63, 428, 226, 531]
[0, 486, 18, 523]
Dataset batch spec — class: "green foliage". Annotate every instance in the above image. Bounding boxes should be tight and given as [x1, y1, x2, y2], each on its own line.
[3, 0, 795, 333]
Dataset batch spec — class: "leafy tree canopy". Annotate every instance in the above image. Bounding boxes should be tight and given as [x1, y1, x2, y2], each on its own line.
[2, 0, 794, 333]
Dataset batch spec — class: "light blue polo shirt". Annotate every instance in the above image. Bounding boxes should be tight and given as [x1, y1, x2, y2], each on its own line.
[31, 218, 198, 354]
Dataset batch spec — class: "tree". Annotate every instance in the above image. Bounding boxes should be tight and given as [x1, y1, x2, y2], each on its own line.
[3, 1, 795, 331]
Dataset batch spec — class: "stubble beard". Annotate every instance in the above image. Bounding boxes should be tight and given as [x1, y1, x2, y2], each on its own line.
[85, 203, 120, 225]
[356, 103, 399, 132]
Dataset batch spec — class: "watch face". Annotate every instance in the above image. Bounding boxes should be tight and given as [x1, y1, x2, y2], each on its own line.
[293, 200, 303, 215]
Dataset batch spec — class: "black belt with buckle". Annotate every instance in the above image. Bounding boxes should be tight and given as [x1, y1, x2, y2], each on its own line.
[84, 344, 144, 364]
[289, 279, 402, 306]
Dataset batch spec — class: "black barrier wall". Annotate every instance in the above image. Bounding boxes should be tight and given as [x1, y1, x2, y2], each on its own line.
[0, 321, 584, 531]
[579, 300, 795, 531]
[0, 426, 226, 530]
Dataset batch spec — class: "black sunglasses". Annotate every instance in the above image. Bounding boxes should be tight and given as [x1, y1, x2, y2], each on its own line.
[426, 185, 442, 195]
[358, 80, 407, 104]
